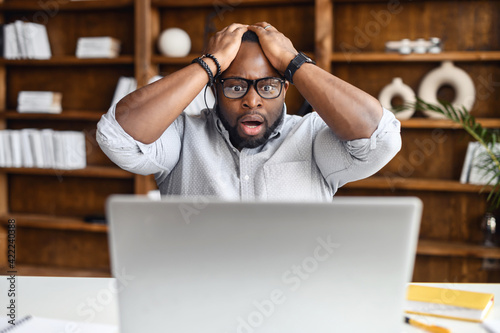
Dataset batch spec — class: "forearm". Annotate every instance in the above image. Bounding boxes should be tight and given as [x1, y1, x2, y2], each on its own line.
[115, 62, 215, 144]
[293, 64, 383, 141]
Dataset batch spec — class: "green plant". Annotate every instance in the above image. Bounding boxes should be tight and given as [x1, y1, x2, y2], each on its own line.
[413, 99, 500, 210]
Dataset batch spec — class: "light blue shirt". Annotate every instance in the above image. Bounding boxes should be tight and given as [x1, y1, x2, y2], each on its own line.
[96, 104, 401, 201]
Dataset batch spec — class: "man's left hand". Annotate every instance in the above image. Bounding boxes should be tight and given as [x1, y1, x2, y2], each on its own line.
[248, 22, 298, 75]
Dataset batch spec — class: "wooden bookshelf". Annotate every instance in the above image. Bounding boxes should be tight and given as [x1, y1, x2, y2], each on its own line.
[0, 56, 135, 66]
[344, 177, 492, 193]
[0, 0, 498, 282]
[331, 51, 500, 63]
[417, 239, 500, 260]
[0, 110, 105, 121]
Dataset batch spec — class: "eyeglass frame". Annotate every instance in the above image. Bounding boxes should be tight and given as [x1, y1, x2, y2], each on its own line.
[217, 76, 286, 100]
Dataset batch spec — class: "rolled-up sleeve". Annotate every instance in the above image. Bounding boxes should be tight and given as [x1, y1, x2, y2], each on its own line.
[96, 105, 182, 176]
[314, 108, 401, 193]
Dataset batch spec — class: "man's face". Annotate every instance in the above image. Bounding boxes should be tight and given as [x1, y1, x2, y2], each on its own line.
[216, 42, 289, 150]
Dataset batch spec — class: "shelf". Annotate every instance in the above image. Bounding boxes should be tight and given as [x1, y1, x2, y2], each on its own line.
[0, 56, 134, 66]
[400, 118, 500, 129]
[344, 177, 492, 193]
[0, 213, 108, 233]
[152, 0, 312, 7]
[331, 51, 500, 63]
[0, 166, 134, 179]
[0, 264, 111, 277]
[417, 239, 500, 259]
[152, 54, 195, 65]
[0, 0, 133, 11]
[1, 110, 106, 121]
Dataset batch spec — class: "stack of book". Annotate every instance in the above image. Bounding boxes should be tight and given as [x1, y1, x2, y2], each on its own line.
[3, 20, 52, 59]
[76, 36, 120, 58]
[0, 129, 87, 170]
[17, 91, 62, 114]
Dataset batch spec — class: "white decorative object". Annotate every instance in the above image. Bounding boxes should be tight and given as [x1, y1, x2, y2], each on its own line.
[378, 77, 416, 120]
[418, 61, 476, 119]
[158, 28, 191, 57]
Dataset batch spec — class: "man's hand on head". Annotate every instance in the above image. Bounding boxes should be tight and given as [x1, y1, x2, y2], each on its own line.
[247, 22, 298, 76]
[206, 23, 249, 72]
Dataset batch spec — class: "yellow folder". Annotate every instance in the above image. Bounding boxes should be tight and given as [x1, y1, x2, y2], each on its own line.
[405, 284, 494, 322]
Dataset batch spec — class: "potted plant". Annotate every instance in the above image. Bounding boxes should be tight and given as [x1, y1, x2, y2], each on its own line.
[414, 99, 500, 246]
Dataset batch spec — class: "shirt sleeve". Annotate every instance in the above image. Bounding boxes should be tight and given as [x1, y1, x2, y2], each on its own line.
[313, 108, 402, 193]
[96, 104, 182, 176]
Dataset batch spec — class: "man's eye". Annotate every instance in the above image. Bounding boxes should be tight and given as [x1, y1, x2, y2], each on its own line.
[230, 85, 244, 92]
[262, 85, 273, 92]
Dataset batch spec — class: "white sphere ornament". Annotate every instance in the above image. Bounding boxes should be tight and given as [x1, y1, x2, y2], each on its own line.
[158, 28, 191, 57]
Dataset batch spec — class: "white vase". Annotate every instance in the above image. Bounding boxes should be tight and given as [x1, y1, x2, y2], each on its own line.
[418, 61, 476, 119]
[378, 77, 416, 120]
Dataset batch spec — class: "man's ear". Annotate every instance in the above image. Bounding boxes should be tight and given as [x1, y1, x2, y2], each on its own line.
[283, 80, 290, 94]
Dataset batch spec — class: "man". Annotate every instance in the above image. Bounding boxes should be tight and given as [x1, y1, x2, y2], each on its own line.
[97, 22, 401, 201]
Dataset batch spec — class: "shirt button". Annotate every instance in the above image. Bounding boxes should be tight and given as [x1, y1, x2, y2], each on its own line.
[244, 175, 249, 181]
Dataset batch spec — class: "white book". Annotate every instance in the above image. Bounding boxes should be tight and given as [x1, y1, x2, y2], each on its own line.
[65, 131, 86, 169]
[53, 131, 65, 169]
[14, 20, 28, 58]
[0, 131, 5, 167]
[20, 129, 34, 168]
[28, 130, 45, 168]
[23, 22, 52, 59]
[4, 23, 20, 60]
[9, 130, 22, 168]
[460, 141, 479, 184]
[468, 143, 500, 185]
[18, 91, 62, 113]
[76, 36, 120, 58]
[111, 77, 136, 107]
[41, 129, 55, 169]
[2, 130, 13, 168]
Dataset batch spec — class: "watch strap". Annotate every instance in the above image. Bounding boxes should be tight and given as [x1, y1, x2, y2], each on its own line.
[284, 52, 315, 84]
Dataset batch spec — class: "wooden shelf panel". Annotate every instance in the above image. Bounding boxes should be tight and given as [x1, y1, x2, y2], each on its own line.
[0, 166, 133, 179]
[0, 0, 133, 11]
[331, 51, 500, 63]
[152, 54, 194, 65]
[0, 213, 108, 233]
[400, 118, 500, 129]
[0, 264, 111, 277]
[0, 110, 105, 121]
[417, 239, 500, 259]
[152, 0, 312, 7]
[0, 56, 134, 66]
[344, 177, 491, 193]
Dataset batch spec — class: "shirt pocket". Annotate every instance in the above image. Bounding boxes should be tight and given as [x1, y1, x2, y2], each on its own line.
[263, 161, 313, 200]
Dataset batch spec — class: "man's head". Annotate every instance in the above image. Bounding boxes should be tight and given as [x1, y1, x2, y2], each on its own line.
[215, 30, 289, 150]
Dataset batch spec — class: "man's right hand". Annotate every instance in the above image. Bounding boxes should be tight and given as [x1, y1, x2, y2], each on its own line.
[205, 23, 248, 72]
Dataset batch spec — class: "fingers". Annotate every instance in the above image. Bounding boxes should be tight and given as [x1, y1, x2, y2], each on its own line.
[249, 22, 277, 33]
[221, 23, 248, 34]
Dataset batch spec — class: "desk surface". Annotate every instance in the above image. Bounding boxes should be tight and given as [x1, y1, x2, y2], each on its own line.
[1, 276, 499, 332]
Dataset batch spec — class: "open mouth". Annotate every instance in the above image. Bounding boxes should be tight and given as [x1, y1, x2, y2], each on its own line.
[239, 115, 265, 136]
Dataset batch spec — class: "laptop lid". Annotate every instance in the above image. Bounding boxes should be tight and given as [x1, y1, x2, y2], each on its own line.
[106, 196, 422, 333]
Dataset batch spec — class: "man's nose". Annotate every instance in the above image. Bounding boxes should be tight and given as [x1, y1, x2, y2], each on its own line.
[242, 85, 263, 109]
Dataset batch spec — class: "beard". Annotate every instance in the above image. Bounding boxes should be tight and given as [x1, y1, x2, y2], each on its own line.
[216, 105, 284, 150]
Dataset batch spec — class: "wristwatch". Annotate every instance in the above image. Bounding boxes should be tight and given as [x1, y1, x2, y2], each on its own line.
[284, 52, 315, 84]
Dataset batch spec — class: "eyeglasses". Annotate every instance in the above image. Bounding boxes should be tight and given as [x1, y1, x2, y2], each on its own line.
[218, 77, 285, 99]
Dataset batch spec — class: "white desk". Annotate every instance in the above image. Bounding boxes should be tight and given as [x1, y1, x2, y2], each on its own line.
[1, 276, 499, 332]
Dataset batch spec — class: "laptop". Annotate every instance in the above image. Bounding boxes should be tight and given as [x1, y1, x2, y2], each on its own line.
[106, 195, 422, 333]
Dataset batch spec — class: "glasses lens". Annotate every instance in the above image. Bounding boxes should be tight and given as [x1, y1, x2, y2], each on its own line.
[223, 79, 248, 98]
[257, 78, 282, 99]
